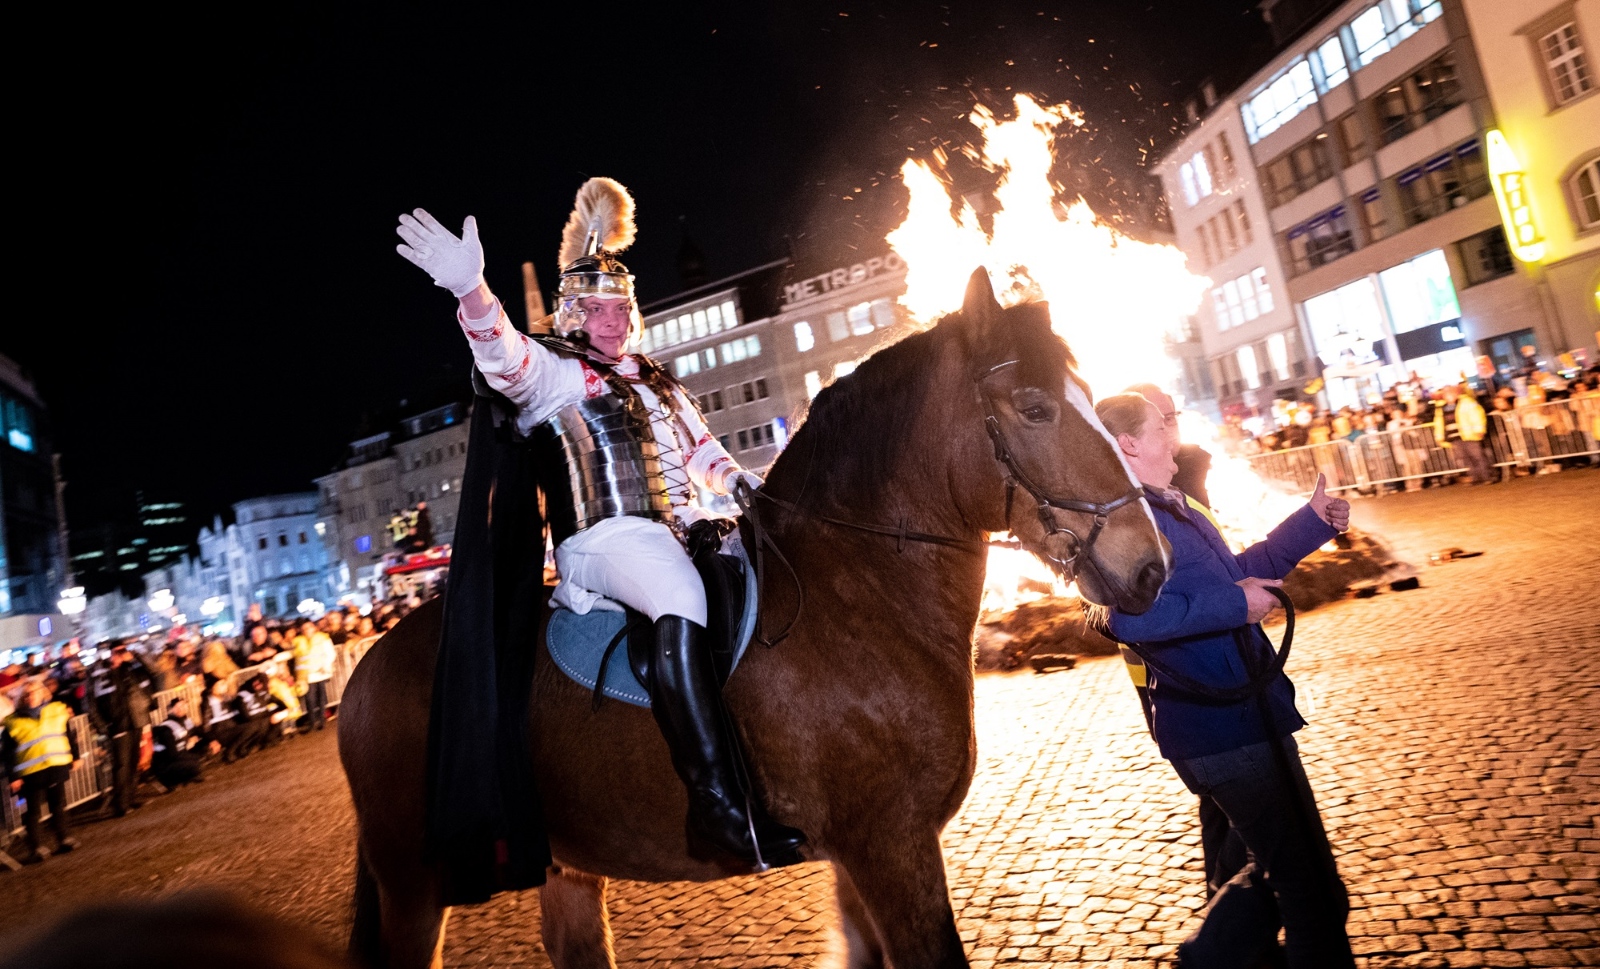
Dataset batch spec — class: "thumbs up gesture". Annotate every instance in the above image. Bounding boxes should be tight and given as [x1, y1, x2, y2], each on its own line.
[1308, 474, 1350, 532]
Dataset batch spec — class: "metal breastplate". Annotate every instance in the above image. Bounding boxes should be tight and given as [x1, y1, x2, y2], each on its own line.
[536, 393, 672, 546]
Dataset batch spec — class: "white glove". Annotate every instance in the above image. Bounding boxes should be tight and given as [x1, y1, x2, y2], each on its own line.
[725, 470, 764, 496]
[395, 209, 485, 298]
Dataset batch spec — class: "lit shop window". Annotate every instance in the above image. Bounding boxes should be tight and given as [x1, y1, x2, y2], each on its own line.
[833, 361, 857, 380]
[804, 371, 823, 399]
[1267, 332, 1292, 381]
[794, 321, 815, 351]
[1377, 249, 1460, 334]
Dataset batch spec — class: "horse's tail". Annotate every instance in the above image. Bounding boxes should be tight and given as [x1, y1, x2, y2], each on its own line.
[350, 842, 383, 969]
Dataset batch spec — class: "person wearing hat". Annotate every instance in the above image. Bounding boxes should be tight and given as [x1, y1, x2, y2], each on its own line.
[396, 178, 805, 870]
[3, 678, 81, 862]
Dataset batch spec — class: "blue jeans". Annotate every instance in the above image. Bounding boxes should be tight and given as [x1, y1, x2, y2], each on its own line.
[1171, 736, 1354, 969]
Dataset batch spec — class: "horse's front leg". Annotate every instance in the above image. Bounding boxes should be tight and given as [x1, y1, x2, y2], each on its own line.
[539, 864, 616, 969]
[833, 831, 967, 969]
[832, 862, 887, 969]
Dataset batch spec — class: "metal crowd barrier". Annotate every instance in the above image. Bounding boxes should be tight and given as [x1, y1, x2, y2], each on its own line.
[1246, 398, 1599, 497]
[1246, 439, 1366, 495]
[4, 634, 386, 844]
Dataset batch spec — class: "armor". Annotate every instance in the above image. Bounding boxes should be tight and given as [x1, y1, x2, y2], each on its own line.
[537, 394, 672, 546]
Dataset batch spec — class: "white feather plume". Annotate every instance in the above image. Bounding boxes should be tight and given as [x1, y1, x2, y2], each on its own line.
[558, 177, 637, 269]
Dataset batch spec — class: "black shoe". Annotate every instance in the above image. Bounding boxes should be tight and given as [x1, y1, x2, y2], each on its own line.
[22, 845, 52, 864]
[56, 837, 80, 853]
[648, 615, 807, 869]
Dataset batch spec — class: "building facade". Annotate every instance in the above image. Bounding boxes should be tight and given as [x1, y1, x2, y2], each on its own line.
[0, 354, 67, 652]
[1461, 0, 1600, 354]
[315, 401, 469, 603]
[636, 253, 914, 496]
[1155, 99, 1312, 414]
[1155, 0, 1598, 416]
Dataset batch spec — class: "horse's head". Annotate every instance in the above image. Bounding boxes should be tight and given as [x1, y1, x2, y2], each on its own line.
[949, 268, 1168, 614]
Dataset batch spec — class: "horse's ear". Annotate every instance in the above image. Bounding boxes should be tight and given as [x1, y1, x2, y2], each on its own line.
[962, 268, 1001, 333]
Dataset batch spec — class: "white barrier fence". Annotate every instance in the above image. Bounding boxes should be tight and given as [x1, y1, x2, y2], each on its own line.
[4, 634, 382, 841]
[1248, 398, 1599, 497]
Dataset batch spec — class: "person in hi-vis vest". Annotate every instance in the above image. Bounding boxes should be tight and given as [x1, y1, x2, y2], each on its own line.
[3, 678, 81, 862]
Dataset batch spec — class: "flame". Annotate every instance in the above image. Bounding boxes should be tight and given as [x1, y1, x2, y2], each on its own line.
[885, 95, 1304, 612]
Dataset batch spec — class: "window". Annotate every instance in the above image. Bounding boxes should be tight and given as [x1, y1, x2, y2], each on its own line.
[1541, 22, 1594, 105]
[354, 535, 372, 554]
[1, 394, 36, 452]
[1222, 279, 1244, 329]
[1216, 133, 1238, 182]
[718, 435, 732, 452]
[1210, 289, 1230, 331]
[848, 302, 874, 336]
[1375, 51, 1461, 146]
[826, 311, 849, 341]
[1237, 346, 1262, 389]
[1313, 35, 1349, 91]
[675, 353, 701, 377]
[1191, 150, 1213, 198]
[1572, 157, 1600, 228]
[741, 382, 756, 404]
[1179, 163, 1199, 206]
[1457, 227, 1514, 286]
[737, 429, 749, 451]
[1397, 141, 1488, 226]
[870, 298, 897, 330]
[1234, 201, 1253, 245]
[755, 378, 769, 399]
[1267, 332, 1292, 381]
[1285, 205, 1357, 274]
[1262, 134, 1333, 206]
[833, 361, 857, 380]
[1359, 187, 1391, 243]
[1221, 210, 1239, 253]
[1252, 268, 1275, 313]
[1197, 224, 1215, 268]
[1378, 248, 1461, 334]
[1242, 59, 1317, 143]
[804, 371, 823, 399]
[1335, 112, 1369, 166]
[258, 537, 268, 550]
[794, 321, 815, 351]
[298, 532, 307, 544]
[1351, 0, 1443, 69]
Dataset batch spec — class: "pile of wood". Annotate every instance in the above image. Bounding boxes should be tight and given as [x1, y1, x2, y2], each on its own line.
[973, 527, 1412, 673]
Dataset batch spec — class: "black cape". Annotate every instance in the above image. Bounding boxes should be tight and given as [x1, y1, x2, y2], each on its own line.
[423, 378, 551, 905]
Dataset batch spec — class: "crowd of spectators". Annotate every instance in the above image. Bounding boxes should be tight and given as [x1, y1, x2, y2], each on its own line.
[1, 595, 427, 861]
[1217, 364, 1600, 490]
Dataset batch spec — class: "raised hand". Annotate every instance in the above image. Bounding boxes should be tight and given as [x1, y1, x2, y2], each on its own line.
[1236, 576, 1284, 624]
[395, 209, 485, 297]
[1307, 473, 1350, 532]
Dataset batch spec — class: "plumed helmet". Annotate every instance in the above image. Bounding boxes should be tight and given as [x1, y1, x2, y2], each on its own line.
[554, 178, 643, 342]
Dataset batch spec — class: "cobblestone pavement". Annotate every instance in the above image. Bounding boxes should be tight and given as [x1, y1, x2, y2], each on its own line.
[3, 469, 1597, 967]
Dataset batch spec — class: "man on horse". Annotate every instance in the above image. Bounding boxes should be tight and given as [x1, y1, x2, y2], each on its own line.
[395, 178, 806, 869]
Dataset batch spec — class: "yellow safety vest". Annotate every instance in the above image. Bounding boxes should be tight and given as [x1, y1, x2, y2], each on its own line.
[5, 702, 74, 777]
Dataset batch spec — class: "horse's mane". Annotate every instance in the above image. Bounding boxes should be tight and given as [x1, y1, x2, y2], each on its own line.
[771, 301, 1073, 509]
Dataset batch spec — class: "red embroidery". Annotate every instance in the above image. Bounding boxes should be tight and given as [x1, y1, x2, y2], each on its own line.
[461, 318, 504, 342]
[580, 363, 607, 398]
[504, 345, 532, 384]
[696, 432, 714, 448]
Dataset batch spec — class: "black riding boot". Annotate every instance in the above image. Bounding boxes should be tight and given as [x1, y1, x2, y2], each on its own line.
[649, 615, 806, 869]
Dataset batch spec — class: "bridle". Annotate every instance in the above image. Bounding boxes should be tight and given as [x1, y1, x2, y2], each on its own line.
[736, 356, 1147, 647]
[974, 360, 1145, 580]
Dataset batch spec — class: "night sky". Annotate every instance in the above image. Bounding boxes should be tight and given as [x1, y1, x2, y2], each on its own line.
[5, 1, 1269, 536]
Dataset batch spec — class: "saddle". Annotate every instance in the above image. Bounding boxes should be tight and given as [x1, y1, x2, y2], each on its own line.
[543, 519, 759, 708]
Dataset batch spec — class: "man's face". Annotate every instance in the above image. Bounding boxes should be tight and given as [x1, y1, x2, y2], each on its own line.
[575, 296, 633, 357]
[1139, 388, 1181, 448]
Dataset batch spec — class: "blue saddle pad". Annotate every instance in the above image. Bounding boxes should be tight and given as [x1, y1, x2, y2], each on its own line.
[544, 531, 760, 708]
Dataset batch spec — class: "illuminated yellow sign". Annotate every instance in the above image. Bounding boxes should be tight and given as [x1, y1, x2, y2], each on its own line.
[1486, 130, 1546, 263]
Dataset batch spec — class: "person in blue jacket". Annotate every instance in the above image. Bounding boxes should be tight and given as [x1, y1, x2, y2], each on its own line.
[1095, 392, 1355, 969]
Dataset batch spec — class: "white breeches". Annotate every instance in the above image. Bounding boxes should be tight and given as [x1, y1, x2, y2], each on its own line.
[551, 517, 706, 625]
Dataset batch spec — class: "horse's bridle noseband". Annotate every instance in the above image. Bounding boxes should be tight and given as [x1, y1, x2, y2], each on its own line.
[975, 360, 1144, 580]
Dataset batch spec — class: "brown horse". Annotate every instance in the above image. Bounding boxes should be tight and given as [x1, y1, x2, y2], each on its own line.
[339, 270, 1169, 969]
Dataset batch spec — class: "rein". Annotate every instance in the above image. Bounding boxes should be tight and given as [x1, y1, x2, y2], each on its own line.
[731, 356, 1146, 648]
